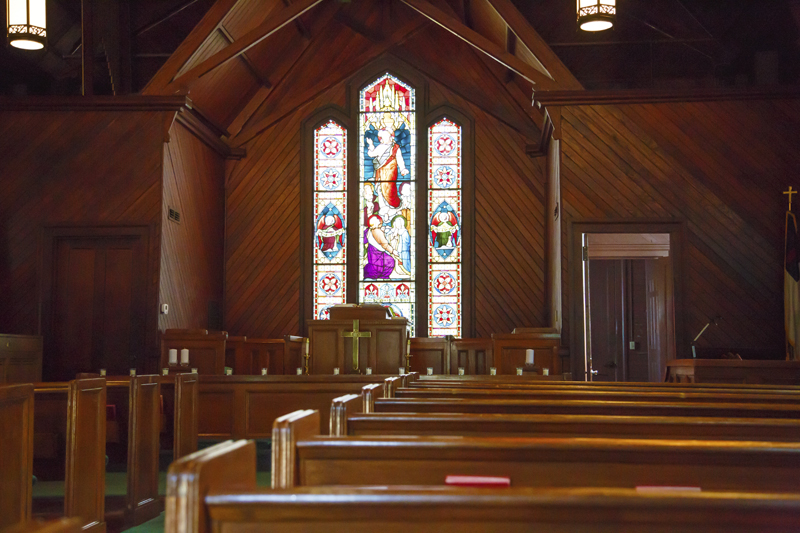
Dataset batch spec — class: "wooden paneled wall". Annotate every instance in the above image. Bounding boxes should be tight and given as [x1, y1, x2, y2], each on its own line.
[0, 109, 170, 364]
[223, 67, 547, 338]
[559, 98, 800, 357]
[159, 122, 226, 339]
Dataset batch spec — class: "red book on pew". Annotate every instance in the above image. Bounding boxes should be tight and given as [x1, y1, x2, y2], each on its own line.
[445, 475, 511, 488]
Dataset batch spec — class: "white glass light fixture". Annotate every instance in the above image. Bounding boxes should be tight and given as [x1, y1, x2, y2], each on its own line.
[7, 0, 46, 50]
[577, 0, 616, 32]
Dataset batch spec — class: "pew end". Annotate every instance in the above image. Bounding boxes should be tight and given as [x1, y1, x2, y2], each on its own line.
[271, 410, 320, 489]
[0, 384, 34, 529]
[165, 440, 256, 533]
[362, 383, 382, 413]
[329, 394, 361, 436]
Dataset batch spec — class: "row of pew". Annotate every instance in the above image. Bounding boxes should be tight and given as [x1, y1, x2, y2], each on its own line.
[165, 373, 800, 532]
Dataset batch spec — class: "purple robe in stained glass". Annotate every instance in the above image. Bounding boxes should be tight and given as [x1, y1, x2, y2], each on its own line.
[364, 229, 395, 279]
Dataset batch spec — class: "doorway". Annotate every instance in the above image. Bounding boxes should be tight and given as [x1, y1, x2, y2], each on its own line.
[40, 227, 150, 381]
[571, 223, 685, 382]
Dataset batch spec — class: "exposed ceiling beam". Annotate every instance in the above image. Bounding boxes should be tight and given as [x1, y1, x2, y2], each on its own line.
[143, 0, 242, 95]
[217, 26, 273, 88]
[166, 0, 327, 93]
[133, 0, 203, 38]
[483, 0, 582, 90]
[397, 0, 556, 89]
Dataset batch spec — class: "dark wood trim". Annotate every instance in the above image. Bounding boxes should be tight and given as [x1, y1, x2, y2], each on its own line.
[525, 108, 555, 157]
[300, 106, 355, 336]
[534, 86, 800, 108]
[175, 108, 246, 160]
[424, 105, 476, 338]
[0, 95, 188, 112]
[568, 220, 686, 381]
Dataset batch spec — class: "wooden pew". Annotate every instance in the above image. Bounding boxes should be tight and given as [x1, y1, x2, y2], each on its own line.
[272, 410, 800, 493]
[408, 336, 451, 375]
[166, 440, 800, 533]
[394, 386, 800, 405]
[3, 517, 84, 533]
[371, 394, 800, 419]
[196, 375, 392, 438]
[1, 384, 34, 529]
[126, 375, 162, 526]
[226, 337, 285, 375]
[449, 338, 493, 375]
[160, 329, 228, 374]
[29, 379, 106, 532]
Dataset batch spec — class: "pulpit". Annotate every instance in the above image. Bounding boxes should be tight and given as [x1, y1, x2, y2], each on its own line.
[307, 305, 409, 374]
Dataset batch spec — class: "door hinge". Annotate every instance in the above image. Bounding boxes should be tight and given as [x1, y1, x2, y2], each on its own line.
[582, 246, 588, 261]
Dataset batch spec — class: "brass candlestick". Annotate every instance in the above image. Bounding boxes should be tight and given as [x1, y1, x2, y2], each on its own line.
[302, 338, 311, 375]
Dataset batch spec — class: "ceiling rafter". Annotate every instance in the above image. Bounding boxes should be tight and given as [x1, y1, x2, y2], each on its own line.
[165, 0, 328, 94]
[217, 26, 273, 88]
[143, 0, 242, 95]
[482, 0, 583, 90]
[231, 15, 430, 147]
[397, 0, 557, 89]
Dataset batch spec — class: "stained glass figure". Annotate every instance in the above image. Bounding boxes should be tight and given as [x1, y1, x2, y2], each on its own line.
[359, 73, 416, 334]
[428, 118, 462, 336]
[313, 120, 347, 320]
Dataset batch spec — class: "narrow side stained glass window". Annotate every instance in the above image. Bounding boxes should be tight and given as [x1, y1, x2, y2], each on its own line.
[358, 73, 416, 334]
[428, 118, 462, 337]
[313, 120, 347, 320]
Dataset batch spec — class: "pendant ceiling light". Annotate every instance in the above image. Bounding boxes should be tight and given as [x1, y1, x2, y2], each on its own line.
[577, 0, 616, 32]
[7, 0, 46, 50]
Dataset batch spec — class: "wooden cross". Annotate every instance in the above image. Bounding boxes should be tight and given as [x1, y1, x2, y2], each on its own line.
[341, 319, 371, 372]
[786, 186, 797, 212]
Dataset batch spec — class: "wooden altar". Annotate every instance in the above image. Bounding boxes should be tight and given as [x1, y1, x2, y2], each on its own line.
[307, 305, 409, 374]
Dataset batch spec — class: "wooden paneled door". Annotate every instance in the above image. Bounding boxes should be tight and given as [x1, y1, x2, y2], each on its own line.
[42, 228, 149, 381]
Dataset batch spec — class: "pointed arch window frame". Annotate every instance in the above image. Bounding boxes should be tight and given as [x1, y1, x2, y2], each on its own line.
[301, 63, 474, 338]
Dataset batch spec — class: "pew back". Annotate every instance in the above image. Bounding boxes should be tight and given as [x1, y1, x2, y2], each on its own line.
[0, 383, 34, 529]
[126, 375, 162, 525]
[173, 372, 198, 460]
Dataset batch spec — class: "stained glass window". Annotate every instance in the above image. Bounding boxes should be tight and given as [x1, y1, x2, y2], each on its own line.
[313, 120, 347, 320]
[428, 118, 462, 337]
[358, 73, 416, 334]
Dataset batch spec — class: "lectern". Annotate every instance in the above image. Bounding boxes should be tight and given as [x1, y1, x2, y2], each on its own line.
[306, 304, 409, 374]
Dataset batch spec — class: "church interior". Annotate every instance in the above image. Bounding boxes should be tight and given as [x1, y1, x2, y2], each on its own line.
[2, 0, 800, 532]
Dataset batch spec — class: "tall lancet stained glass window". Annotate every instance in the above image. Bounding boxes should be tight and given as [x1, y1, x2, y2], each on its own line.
[313, 120, 347, 320]
[428, 118, 462, 337]
[359, 74, 416, 333]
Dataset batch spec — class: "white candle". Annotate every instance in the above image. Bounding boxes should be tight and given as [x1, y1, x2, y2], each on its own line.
[296, 368, 303, 375]
[261, 368, 268, 376]
[180, 348, 189, 365]
[490, 367, 497, 375]
[407, 339, 411, 356]
[225, 368, 232, 376]
[458, 367, 465, 376]
[129, 369, 136, 377]
[333, 367, 340, 375]
[542, 368, 550, 376]
[162, 368, 169, 376]
[516, 367, 523, 376]
[525, 349, 535, 365]
[191, 368, 198, 374]
[399, 367, 405, 376]
[168, 349, 178, 365]
[427, 367, 433, 376]
[99, 369, 106, 377]
[365, 368, 372, 375]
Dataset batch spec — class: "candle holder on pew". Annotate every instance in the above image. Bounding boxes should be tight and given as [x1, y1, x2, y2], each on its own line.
[302, 338, 311, 375]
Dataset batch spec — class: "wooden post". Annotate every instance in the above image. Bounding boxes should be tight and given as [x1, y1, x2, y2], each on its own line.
[81, 0, 94, 96]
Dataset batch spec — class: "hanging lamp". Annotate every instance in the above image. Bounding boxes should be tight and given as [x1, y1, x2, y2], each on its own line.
[577, 0, 616, 32]
[7, 0, 46, 50]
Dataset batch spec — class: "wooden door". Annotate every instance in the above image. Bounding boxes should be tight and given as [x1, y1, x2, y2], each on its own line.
[646, 257, 675, 382]
[45, 232, 148, 380]
[588, 260, 624, 381]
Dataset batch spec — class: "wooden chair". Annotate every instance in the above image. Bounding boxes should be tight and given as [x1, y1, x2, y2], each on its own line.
[160, 329, 228, 375]
[408, 336, 451, 375]
[283, 335, 305, 374]
[491, 328, 561, 375]
[227, 336, 286, 375]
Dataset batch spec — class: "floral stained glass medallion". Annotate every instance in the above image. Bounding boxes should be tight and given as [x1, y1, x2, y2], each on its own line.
[428, 118, 462, 337]
[358, 73, 416, 334]
[313, 120, 347, 320]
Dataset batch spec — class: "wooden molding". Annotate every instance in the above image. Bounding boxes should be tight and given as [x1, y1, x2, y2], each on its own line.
[534, 86, 800, 108]
[398, 0, 556, 89]
[176, 107, 246, 160]
[0, 96, 188, 112]
[525, 109, 555, 157]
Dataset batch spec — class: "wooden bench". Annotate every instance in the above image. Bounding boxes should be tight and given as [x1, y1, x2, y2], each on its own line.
[272, 409, 800, 494]
[28, 379, 106, 532]
[4, 517, 84, 533]
[196, 375, 396, 438]
[1, 383, 34, 529]
[394, 386, 800, 405]
[165, 440, 800, 533]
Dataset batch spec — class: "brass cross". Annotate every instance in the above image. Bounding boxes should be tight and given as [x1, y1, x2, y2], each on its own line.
[786, 186, 798, 212]
[341, 320, 371, 372]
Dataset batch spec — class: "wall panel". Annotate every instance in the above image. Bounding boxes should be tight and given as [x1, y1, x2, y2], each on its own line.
[560, 99, 800, 357]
